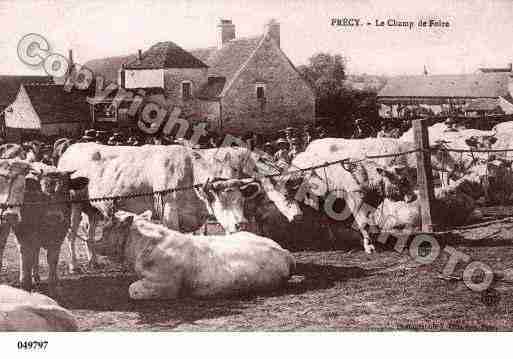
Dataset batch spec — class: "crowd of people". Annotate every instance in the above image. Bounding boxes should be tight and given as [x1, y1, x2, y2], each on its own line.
[2, 119, 423, 168]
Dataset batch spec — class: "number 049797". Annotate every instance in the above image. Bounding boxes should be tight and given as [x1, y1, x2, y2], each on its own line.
[17, 341, 48, 350]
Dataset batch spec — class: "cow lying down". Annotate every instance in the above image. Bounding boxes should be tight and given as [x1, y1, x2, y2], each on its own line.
[92, 210, 295, 300]
[374, 163, 487, 231]
[0, 285, 77, 331]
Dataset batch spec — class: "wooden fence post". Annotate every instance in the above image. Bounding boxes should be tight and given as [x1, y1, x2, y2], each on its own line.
[413, 119, 436, 232]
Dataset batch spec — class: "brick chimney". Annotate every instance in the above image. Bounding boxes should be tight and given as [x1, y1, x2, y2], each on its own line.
[264, 19, 280, 48]
[217, 19, 235, 49]
[119, 64, 126, 88]
[509, 62, 512, 72]
[138, 49, 142, 62]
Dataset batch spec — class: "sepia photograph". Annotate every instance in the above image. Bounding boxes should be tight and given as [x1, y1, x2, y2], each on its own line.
[0, 0, 513, 350]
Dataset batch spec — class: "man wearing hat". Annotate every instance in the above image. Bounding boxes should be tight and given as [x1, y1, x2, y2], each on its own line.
[288, 138, 300, 159]
[352, 118, 364, 139]
[273, 138, 291, 167]
[79, 129, 98, 143]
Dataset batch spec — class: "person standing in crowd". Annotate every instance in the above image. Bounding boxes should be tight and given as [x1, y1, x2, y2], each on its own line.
[273, 138, 291, 167]
[352, 118, 364, 139]
[262, 142, 275, 160]
[288, 138, 300, 159]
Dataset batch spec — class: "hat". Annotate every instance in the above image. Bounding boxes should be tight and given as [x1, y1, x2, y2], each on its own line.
[275, 138, 289, 146]
[81, 129, 97, 141]
[264, 142, 273, 148]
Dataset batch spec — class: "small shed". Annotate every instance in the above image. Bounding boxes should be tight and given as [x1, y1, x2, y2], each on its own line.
[4, 84, 91, 142]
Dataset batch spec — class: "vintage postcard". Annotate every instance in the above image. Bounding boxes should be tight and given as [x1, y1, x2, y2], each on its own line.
[0, 0, 513, 352]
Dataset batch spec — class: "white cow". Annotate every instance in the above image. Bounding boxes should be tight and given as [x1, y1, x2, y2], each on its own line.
[0, 285, 77, 331]
[91, 210, 295, 300]
[286, 150, 418, 253]
[400, 122, 498, 171]
[200, 147, 303, 223]
[58, 143, 259, 273]
[304, 137, 456, 187]
[374, 163, 489, 230]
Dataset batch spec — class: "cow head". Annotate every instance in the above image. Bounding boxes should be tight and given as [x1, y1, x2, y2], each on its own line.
[0, 159, 31, 225]
[196, 178, 257, 233]
[91, 211, 137, 259]
[253, 176, 303, 222]
[25, 165, 89, 224]
[376, 165, 418, 203]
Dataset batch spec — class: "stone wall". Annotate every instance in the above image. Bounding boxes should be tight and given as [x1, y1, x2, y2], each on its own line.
[164, 68, 208, 112]
[219, 36, 315, 135]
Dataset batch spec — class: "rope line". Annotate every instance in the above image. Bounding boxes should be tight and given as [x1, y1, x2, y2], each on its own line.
[2, 143, 513, 209]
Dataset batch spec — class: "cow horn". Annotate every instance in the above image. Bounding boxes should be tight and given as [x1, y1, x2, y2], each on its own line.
[203, 178, 212, 192]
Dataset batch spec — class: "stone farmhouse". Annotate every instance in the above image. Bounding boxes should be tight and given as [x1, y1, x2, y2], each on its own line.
[85, 19, 316, 135]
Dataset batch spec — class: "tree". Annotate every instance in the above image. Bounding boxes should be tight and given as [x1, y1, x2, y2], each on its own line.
[298, 53, 381, 137]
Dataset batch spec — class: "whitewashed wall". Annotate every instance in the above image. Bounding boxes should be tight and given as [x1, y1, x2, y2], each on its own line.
[124, 69, 164, 88]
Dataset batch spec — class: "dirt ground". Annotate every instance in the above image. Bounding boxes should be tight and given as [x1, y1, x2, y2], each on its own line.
[2, 206, 513, 331]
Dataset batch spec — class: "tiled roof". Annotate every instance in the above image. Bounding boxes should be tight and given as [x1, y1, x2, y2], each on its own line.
[0, 75, 53, 112]
[83, 54, 137, 84]
[23, 84, 90, 124]
[125, 42, 208, 69]
[378, 73, 513, 98]
[188, 36, 262, 99]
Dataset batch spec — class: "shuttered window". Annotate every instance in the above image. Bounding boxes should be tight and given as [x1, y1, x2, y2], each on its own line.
[182, 81, 192, 99]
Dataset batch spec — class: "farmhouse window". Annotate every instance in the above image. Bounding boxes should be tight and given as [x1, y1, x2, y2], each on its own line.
[256, 84, 266, 99]
[182, 81, 192, 99]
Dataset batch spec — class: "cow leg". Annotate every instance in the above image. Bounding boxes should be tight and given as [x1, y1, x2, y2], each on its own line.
[46, 245, 60, 297]
[19, 244, 35, 292]
[129, 279, 180, 300]
[66, 204, 82, 274]
[85, 215, 100, 269]
[346, 192, 375, 254]
[32, 247, 41, 286]
[162, 200, 180, 230]
[0, 225, 10, 272]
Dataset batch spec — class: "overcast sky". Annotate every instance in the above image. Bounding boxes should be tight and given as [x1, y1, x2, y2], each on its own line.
[1, 0, 512, 76]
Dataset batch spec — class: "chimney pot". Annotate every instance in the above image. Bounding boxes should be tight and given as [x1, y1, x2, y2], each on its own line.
[217, 19, 236, 49]
[264, 19, 280, 48]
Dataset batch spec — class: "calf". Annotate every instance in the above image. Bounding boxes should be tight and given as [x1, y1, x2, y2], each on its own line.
[14, 164, 88, 296]
[92, 210, 295, 300]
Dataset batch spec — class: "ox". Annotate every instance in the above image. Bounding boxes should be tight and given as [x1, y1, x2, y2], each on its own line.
[0, 285, 77, 331]
[58, 143, 260, 273]
[285, 150, 418, 253]
[200, 147, 303, 223]
[374, 162, 490, 230]
[0, 159, 33, 272]
[92, 210, 294, 300]
[14, 164, 88, 295]
[304, 137, 456, 187]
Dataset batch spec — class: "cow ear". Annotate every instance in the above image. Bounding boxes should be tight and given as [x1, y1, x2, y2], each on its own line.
[69, 176, 89, 190]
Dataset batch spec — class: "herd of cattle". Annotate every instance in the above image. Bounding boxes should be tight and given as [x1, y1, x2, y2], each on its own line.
[2, 120, 513, 330]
